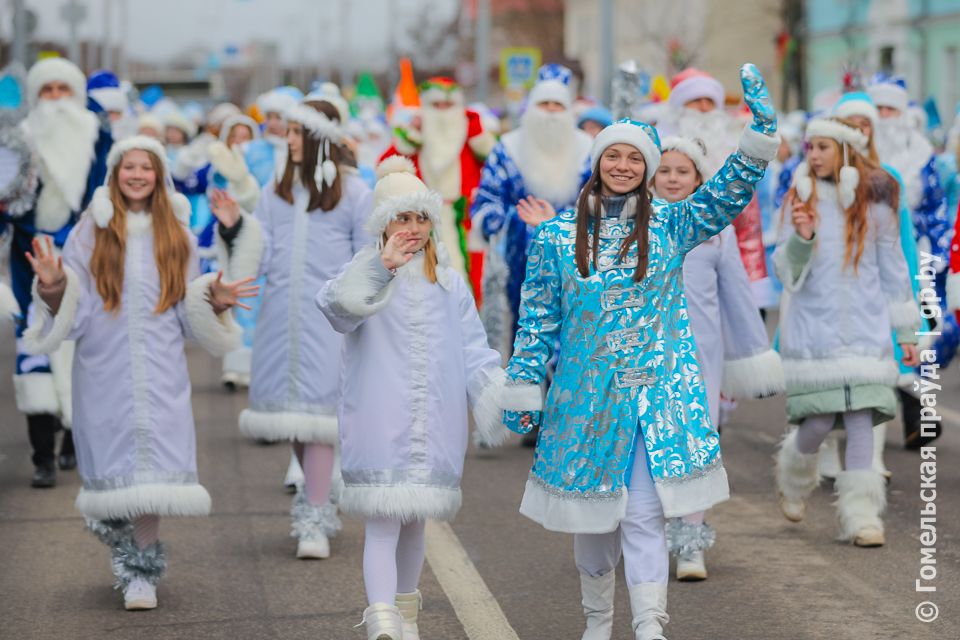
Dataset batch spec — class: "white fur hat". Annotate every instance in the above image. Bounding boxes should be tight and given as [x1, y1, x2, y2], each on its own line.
[305, 82, 351, 124]
[218, 113, 261, 143]
[137, 113, 164, 135]
[257, 88, 300, 117]
[867, 82, 909, 114]
[590, 119, 662, 176]
[796, 118, 868, 209]
[206, 102, 241, 127]
[163, 110, 198, 139]
[668, 71, 725, 111]
[26, 57, 87, 108]
[527, 63, 574, 109]
[660, 136, 709, 178]
[367, 156, 442, 237]
[833, 92, 879, 128]
[91, 135, 191, 227]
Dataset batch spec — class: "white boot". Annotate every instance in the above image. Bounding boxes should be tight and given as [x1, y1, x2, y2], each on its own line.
[579, 571, 615, 640]
[123, 576, 158, 610]
[628, 583, 668, 640]
[290, 489, 340, 559]
[872, 423, 892, 481]
[359, 603, 404, 640]
[395, 590, 421, 640]
[817, 432, 842, 480]
[676, 550, 707, 581]
[775, 428, 820, 522]
[835, 470, 886, 547]
[284, 451, 304, 493]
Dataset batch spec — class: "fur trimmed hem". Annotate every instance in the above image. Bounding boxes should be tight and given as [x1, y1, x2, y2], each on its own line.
[783, 355, 898, 393]
[946, 272, 960, 312]
[471, 367, 510, 447]
[502, 382, 542, 412]
[12, 372, 60, 415]
[340, 484, 462, 522]
[215, 214, 264, 282]
[185, 273, 243, 357]
[738, 127, 780, 162]
[76, 483, 211, 520]
[722, 349, 785, 398]
[239, 408, 339, 443]
[22, 266, 81, 355]
[887, 298, 921, 333]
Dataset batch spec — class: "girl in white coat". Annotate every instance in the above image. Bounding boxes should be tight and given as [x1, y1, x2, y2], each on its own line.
[773, 118, 920, 547]
[317, 157, 505, 640]
[212, 100, 372, 560]
[22, 136, 255, 610]
[651, 136, 785, 581]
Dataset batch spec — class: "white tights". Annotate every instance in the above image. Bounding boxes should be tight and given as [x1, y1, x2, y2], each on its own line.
[573, 439, 669, 586]
[795, 409, 874, 470]
[363, 518, 426, 605]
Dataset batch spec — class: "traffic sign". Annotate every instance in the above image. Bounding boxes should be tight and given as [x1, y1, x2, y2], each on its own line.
[499, 47, 541, 89]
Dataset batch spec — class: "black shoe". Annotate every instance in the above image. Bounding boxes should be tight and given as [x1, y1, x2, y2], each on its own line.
[521, 425, 539, 448]
[58, 429, 77, 470]
[31, 463, 57, 488]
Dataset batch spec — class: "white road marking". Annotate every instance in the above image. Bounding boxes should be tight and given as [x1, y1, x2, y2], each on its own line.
[425, 520, 521, 640]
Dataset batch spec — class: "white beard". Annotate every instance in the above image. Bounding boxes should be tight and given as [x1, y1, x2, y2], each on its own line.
[875, 115, 934, 211]
[420, 104, 468, 178]
[21, 99, 99, 231]
[512, 108, 587, 206]
[673, 108, 737, 177]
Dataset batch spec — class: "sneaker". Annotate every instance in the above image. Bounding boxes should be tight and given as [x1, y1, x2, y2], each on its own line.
[123, 577, 157, 610]
[778, 494, 806, 523]
[296, 535, 330, 559]
[853, 526, 885, 548]
[676, 550, 707, 581]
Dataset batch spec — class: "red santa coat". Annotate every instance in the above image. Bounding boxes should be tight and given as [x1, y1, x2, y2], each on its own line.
[947, 202, 960, 320]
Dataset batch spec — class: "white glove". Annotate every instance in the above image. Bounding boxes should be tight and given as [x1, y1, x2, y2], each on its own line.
[208, 141, 250, 184]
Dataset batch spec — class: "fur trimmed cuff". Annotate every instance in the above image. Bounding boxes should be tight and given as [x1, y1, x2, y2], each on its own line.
[22, 266, 81, 355]
[887, 298, 921, 334]
[184, 273, 243, 357]
[738, 126, 781, 162]
[502, 382, 543, 412]
[468, 130, 496, 160]
[215, 213, 265, 281]
[13, 372, 61, 415]
[471, 367, 511, 448]
[946, 271, 960, 312]
[722, 349, 785, 398]
[340, 484, 462, 522]
[327, 248, 394, 319]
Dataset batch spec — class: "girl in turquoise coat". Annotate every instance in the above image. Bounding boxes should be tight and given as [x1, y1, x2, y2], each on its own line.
[500, 65, 781, 640]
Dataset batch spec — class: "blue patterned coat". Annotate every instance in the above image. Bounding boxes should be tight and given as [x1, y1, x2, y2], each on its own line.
[503, 132, 775, 533]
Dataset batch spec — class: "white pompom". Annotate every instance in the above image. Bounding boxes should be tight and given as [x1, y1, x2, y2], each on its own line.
[838, 165, 859, 209]
[90, 187, 114, 228]
[169, 190, 192, 225]
[321, 159, 337, 187]
[376, 155, 417, 180]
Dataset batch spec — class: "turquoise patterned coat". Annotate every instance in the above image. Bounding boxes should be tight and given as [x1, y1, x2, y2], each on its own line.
[504, 130, 777, 533]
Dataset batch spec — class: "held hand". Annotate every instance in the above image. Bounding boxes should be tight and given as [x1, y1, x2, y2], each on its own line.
[740, 63, 777, 136]
[503, 409, 542, 435]
[24, 236, 64, 287]
[380, 231, 420, 271]
[791, 199, 816, 240]
[900, 343, 919, 368]
[210, 189, 241, 228]
[207, 272, 259, 313]
[516, 196, 557, 227]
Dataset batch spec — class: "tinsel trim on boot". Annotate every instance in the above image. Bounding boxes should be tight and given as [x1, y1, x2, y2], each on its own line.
[111, 538, 167, 590]
[665, 518, 717, 557]
[290, 488, 342, 541]
[85, 517, 133, 547]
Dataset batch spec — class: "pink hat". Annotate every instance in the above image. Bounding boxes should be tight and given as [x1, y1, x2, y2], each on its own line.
[668, 69, 725, 111]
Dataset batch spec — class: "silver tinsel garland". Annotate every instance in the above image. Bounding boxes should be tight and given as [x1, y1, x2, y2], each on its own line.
[290, 488, 342, 541]
[664, 518, 717, 557]
[85, 518, 133, 547]
[111, 539, 167, 589]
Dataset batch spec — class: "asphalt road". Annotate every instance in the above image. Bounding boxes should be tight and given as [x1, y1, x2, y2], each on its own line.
[0, 336, 956, 639]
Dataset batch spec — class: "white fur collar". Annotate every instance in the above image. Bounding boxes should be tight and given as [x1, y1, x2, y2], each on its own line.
[397, 251, 452, 291]
[126, 211, 152, 235]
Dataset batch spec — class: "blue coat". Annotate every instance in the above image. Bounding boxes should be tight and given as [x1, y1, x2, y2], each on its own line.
[504, 144, 770, 533]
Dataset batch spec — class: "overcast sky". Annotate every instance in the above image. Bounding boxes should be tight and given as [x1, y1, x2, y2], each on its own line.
[6, 0, 459, 70]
